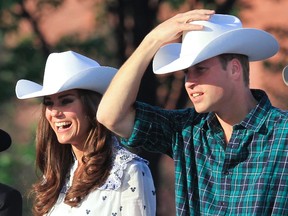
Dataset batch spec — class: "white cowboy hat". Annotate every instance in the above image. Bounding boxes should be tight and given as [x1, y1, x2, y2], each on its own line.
[282, 65, 288, 86]
[153, 14, 279, 74]
[15, 51, 117, 99]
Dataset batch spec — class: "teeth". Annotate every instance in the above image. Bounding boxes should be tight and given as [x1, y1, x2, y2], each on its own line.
[55, 122, 71, 127]
[192, 93, 201, 97]
[55, 122, 71, 129]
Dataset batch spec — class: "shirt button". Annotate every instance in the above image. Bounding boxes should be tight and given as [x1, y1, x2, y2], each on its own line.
[223, 170, 230, 175]
[220, 201, 227, 206]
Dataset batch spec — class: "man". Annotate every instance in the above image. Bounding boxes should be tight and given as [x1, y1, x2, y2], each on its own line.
[97, 9, 288, 215]
[0, 129, 22, 216]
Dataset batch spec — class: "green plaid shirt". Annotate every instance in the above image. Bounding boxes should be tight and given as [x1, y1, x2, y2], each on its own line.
[122, 90, 288, 216]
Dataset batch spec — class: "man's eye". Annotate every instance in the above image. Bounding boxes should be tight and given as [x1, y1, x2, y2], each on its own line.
[196, 67, 207, 73]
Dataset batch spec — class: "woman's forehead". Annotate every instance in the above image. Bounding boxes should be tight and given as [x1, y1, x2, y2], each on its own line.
[44, 89, 79, 99]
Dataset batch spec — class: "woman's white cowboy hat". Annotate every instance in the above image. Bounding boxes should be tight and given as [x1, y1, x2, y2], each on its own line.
[282, 65, 288, 86]
[15, 51, 117, 99]
[153, 14, 279, 74]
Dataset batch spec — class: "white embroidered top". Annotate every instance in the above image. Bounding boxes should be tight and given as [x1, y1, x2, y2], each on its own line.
[46, 140, 156, 216]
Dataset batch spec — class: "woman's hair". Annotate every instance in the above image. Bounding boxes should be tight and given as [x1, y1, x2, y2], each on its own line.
[218, 53, 250, 86]
[31, 89, 113, 216]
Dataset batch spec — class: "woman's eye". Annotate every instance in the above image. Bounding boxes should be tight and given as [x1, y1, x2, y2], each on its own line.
[43, 100, 53, 106]
[61, 98, 73, 105]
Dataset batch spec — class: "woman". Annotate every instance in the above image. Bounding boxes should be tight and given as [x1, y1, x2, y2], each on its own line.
[15, 51, 156, 216]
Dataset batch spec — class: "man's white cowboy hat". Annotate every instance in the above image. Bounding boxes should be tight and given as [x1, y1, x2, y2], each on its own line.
[15, 51, 117, 99]
[153, 14, 279, 74]
[282, 65, 288, 86]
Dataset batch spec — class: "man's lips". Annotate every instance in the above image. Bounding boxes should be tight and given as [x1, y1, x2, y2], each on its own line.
[192, 92, 203, 98]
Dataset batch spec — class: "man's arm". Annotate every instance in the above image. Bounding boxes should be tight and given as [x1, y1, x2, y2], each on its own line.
[97, 9, 215, 138]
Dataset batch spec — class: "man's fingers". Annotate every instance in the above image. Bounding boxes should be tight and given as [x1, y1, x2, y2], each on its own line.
[175, 9, 215, 24]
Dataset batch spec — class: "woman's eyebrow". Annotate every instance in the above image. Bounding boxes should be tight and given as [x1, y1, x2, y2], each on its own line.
[43, 93, 75, 101]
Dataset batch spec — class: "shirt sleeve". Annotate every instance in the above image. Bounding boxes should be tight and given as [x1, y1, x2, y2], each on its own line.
[121, 101, 176, 155]
[119, 159, 156, 216]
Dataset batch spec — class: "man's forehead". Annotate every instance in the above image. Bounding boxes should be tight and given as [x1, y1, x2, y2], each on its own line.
[190, 56, 220, 68]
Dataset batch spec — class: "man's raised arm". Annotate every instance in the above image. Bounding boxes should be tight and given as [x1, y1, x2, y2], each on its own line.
[96, 9, 214, 138]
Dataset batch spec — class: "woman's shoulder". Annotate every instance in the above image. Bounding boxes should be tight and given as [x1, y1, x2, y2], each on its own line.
[114, 143, 148, 165]
[98, 138, 149, 191]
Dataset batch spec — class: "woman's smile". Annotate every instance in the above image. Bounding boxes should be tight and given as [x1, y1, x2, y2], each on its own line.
[55, 121, 72, 131]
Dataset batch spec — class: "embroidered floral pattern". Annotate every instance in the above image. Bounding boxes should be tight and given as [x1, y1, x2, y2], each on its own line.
[99, 138, 148, 190]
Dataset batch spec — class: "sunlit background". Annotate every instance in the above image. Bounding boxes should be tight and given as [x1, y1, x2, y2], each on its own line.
[1, 0, 288, 215]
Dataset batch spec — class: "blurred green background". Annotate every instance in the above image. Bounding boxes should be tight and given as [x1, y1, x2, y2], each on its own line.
[1, 0, 287, 215]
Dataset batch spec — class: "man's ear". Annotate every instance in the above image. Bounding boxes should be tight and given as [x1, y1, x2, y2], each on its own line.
[230, 58, 242, 80]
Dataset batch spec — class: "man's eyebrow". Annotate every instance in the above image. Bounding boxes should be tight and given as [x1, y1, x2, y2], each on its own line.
[58, 94, 75, 99]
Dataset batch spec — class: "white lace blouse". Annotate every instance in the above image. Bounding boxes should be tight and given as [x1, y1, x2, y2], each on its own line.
[46, 140, 156, 216]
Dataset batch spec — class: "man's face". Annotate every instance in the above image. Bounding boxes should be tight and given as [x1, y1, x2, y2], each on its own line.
[184, 56, 233, 114]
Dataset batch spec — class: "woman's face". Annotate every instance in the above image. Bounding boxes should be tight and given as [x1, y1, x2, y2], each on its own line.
[44, 89, 90, 148]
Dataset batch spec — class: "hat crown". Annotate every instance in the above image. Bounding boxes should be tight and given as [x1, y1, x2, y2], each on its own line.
[181, 14, 242, 56]
[42, 51, 100, 90]
[15, 50, 117, 99]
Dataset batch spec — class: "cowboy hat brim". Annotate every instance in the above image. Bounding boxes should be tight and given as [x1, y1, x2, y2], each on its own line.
[15, 66, 117, 99]
[153, 28, 279, 74]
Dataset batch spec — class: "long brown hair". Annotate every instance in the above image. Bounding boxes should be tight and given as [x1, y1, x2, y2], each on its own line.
[31, 89, 113, 216]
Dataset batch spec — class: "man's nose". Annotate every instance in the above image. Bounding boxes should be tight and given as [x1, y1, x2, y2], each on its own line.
[185, 74, 198, 88]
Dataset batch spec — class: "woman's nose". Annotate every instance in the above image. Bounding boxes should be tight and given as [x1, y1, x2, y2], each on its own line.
[50, 107, 63, 117]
